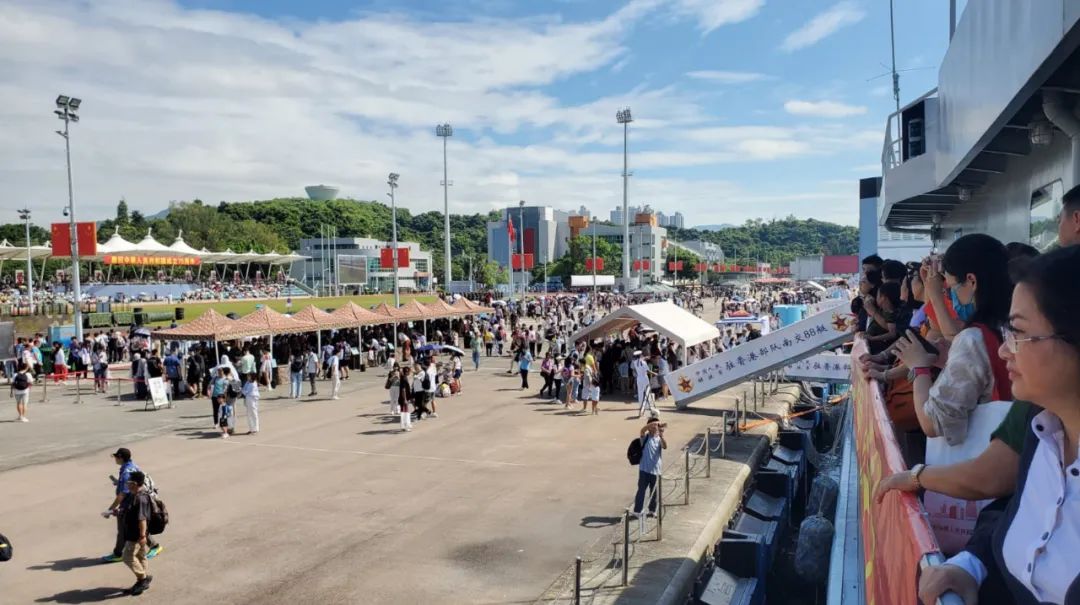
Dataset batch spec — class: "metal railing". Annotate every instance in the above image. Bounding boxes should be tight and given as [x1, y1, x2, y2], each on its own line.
[880, 87, 939, 172]
[537, 374, 796, 605]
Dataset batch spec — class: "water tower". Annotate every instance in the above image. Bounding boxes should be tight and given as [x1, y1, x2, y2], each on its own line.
[305, 185, 339, 201]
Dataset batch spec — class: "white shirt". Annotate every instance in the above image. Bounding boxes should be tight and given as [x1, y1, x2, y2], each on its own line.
[328, 354, 340, 377]
[947, 410, 1080, 603]
[54, 349, 66, 366]
[632, 358, 650, 386]
[925, 327, 996, 446]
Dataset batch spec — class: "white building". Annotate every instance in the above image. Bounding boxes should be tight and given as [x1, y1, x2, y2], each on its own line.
[293, 237, 433, 293]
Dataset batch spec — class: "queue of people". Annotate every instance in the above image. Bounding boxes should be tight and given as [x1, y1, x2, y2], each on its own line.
[865, 184, 1080, 605]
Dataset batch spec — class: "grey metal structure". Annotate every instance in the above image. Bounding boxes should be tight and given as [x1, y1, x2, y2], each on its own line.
[878, 0, 1080, 245]
[54, 95, 83, 340]
[436, 123, 453, 291]
[617, 107, 632, 283]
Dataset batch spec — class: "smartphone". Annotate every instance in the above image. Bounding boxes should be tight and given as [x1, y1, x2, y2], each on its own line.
[908, 331, 939, 356]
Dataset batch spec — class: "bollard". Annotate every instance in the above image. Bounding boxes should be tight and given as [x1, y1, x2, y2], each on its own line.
[622, 509, 630, 586]
[41, 376, 47, 403]
[116, 377, 122, 405]
[657, 474, 664, 540]
[75, 373, 82, 405]
[574, 556, 582, 604]
[721, 420, 727, 458]
[705, 427, 712, 478]
[684, 447, 691, 505]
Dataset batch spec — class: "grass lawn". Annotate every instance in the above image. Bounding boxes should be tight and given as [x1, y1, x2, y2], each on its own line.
[146, 294, 437, 326]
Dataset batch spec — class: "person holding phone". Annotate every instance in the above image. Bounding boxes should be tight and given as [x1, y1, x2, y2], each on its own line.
[633, 415, 667, 518]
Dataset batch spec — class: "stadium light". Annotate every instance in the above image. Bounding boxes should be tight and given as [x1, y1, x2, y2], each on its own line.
[55, 94, 84, 339]
[436, 123, 453, 291]
[616, 107, 632, 286]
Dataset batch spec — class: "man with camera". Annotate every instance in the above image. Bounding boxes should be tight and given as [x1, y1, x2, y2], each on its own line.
[633, 414, 667, 518]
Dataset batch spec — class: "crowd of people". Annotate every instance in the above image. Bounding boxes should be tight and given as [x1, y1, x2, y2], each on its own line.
[865, 184, 1080, 604]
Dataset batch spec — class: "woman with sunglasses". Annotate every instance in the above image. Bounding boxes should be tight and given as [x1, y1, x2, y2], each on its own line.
[915, 245, 1080, 605]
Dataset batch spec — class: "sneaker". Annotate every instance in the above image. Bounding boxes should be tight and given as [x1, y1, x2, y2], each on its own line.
[101, 553, 123, 564]
[147, 545, 163, 559]
[431, 413, 439, 418]
[129, 576, 152, 596]
[646, 511, 657, 518]
[332, 396, 340, 400]
[221, 433, 229, 439]
[19, 416, 29, 423]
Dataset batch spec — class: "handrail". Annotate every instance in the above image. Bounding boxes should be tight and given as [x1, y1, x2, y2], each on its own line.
[881, 87, 939, 172]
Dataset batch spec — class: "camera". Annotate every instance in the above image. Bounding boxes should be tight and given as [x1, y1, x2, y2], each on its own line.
[62, 207, 69, 217]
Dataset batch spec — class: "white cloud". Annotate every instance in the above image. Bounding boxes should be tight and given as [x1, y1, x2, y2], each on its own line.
[0, 0, 869, 231]
[685, 70, 769, 84]
[780, 1, 865, 52]
[784, 100, 867, 118]
[668, 0, 766, 34]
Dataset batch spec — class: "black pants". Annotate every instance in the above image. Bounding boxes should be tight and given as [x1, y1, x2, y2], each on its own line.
[212, 396, 222, 425]
[540, 372, 554, 396]
[552, 378, 563, 400]
[412, 392, 430, 419]
[113, 514, 158, 557]
[308, 373, 317, 395]
[633, 471, 658, 515]
[519, 369, 529, 389]
[485, 344, 493, 357]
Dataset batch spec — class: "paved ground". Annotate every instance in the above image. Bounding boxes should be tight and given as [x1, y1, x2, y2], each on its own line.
[0, 302, 762, 605]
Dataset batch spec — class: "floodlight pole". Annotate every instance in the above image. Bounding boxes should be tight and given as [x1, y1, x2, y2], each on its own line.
[19, 208, 33, 313]
[592, 219, 597, 299]
[519, 200, 526, 309]
[55, 96, 83, 340]
[388, 173, 400, 354]
[436, 123, 453, 294]
[617, 108, 633, 286]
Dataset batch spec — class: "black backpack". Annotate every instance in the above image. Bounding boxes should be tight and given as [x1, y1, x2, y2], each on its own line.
[627, 437, 644, 466]
[0, 531, 12, 561]
[147, 493, 169, 535]
[290, 358, 303, 373]
[12, 372, 29, 391]
[421, 371, 432, 391]
[225, 382, 240, 399]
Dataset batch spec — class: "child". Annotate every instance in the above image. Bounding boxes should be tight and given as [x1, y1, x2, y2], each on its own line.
[564, 363, 580, 409]
[241, 372, 260, 435]
[617, 359, 630, 394]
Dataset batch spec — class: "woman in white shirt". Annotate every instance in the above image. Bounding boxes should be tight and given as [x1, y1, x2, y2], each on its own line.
[241, 372, 260, 435]
[918, 245, 1080, 605]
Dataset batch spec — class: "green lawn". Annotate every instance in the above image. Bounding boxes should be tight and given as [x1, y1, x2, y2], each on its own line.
[147, 294, 437, 326]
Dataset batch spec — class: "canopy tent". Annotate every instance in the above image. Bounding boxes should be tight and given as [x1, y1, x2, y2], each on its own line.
[223, 307, 317, 340]
[569, 301, 720, 365]
[154, 309, 236, 341]
[373, 301, 432, 322]
[630, 283, 677, 294]
[0, 239, 53, 261]
[423, 298, 468, 318]
[450, 297, 494, 314]
[94, 228, 138, 259]
[292, 305, 349, 329]
[330, 301, 387, 326]
[131, 229, 174, 257]
[167, 231, 203, 257]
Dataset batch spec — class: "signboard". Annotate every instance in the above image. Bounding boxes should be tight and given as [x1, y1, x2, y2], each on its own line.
[782, 353, 852, 382]
[51, 222, 97, 257]
[338, 254, 369, 285]
[103, 255, 200, 266]
[666, 305, 857, 407]
[570, 274, 616, 287]
[850, 339, 939, 604]
[147, 377, 170, 409]
[379, 247, 409, 269]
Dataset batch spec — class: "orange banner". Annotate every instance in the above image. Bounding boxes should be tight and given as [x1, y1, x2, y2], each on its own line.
[103, 255, 201, 266]
[850, 339, 939, 605]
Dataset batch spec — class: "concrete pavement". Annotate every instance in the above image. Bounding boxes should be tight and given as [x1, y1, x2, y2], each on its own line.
[0, 321, 761, 603]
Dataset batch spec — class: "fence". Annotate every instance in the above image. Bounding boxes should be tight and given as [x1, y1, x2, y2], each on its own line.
[540, 372, 785, 605]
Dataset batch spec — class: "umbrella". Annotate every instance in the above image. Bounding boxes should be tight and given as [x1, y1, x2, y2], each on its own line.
[441, 345, 465, 356]
[417, 344, 443, 353]
[133, 327, 152, 338]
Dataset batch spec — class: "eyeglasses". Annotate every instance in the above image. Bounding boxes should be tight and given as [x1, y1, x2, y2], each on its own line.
[1000, 326, 1061, 353]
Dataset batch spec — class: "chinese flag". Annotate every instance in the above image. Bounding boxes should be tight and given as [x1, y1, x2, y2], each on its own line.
[668, 261, 676, 271]
[585, 258, 592, 271]
[507, 216, 516, 242]
[51, 222, 97, 257]
[380, 247, 395, 269]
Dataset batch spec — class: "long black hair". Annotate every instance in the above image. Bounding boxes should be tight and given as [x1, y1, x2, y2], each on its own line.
[942, 233, 1011, 330]
[1010, 246, 1080, 349]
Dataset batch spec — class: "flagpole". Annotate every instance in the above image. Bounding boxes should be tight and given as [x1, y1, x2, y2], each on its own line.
[507, 214, 513, 303]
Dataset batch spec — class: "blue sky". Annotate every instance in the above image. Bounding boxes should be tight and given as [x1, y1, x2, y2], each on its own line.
[0, 0, 956, 227]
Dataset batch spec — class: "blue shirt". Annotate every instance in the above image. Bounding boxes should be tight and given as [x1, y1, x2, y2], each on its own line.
[164, 354, 181, 378]
[519, 351, 532, 371]
[116, 461, 140, 495]
[639, 434, 662, 476]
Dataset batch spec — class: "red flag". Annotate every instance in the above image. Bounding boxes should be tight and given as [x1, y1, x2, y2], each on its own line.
[507, 216, 516, 242]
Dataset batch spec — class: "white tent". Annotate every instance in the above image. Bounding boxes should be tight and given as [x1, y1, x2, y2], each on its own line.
[569, 301, 721, 364]
[94, 228, 138, 259]
[167, 230, 203, 258]
[132, 229, 173, 257]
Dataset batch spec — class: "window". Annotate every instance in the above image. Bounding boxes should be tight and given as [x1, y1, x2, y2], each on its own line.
[1030, 180, 1063, 252]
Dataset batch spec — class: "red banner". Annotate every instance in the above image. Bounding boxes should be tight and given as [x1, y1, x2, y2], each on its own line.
[585, 257, 604, 272]
[668, 261, 683, 271]
[379, 247, 409, 269]
[850, 339, 939, 605]
[104, 255, 200, 266]
[633, 259, 651, 271]
[51, 222, 97, 257]
[511, 253, 534, 270]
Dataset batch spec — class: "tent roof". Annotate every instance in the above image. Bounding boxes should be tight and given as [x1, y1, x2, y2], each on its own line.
[223, 307, 318, 339]
[569, 302, 720, 352]
[330, 301, 389, 326]
[132, 229, 172, 256]
[372, 300, 432, 322]
[423, 298, 467, 318]
[450, 298, 494, 314]
[154, 308, 236, 341]
[96, 228, 138, 257]
[167, 231, 203, 257]
[291, 305, 349, 329]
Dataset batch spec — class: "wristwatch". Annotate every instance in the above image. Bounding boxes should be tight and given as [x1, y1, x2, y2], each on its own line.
[910, 463, 926, 490]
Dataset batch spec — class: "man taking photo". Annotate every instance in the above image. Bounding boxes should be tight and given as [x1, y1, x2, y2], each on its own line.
[633, 414, 667, 518]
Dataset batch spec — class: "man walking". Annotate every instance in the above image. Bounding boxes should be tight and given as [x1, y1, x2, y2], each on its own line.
[632, 415, 666, 519]
[304, 347, 319, 397]
[631, 351, 654, 418]
[328, 348, 342, 400]
[102, 448, 160, 563]
[117, 471, 154, 596]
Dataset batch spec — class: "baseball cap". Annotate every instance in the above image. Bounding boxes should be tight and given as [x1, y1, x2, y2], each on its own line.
[112, 447, 131, 460]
